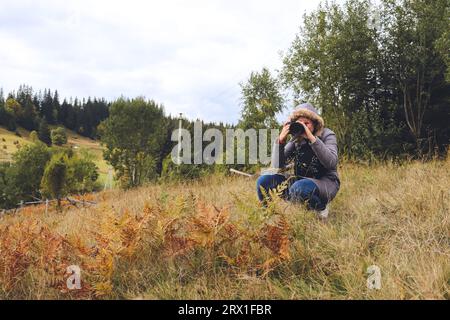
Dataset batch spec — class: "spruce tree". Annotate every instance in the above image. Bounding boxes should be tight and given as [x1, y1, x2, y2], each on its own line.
[38, 118, 52, 145]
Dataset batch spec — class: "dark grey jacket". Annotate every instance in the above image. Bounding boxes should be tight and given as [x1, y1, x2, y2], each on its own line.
[271, 128, 340, 203]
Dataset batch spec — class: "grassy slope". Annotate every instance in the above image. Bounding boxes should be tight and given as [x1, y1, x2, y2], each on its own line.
[0, 126, 114, 187]
[0, 158, 448, 299]
[0, 127, 32, 161]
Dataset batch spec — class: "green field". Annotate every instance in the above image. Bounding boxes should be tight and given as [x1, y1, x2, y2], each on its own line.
[0, 126, 115, 188]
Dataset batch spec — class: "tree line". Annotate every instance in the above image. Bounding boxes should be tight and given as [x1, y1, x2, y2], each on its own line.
[240, 0, 449, 160]
[0, 84, 109, 140]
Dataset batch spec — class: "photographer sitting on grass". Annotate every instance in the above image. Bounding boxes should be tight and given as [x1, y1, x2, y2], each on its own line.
[256, 103, 340, 219]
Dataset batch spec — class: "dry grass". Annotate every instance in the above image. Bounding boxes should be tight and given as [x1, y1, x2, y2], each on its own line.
[0, 158, 449, 300]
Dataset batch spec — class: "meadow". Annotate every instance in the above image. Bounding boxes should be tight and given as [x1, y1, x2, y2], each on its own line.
[0, 156, 448, 299]
[0, 126, 114, 188]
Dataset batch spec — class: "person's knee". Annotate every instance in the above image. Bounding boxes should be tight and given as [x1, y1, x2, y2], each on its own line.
[256, 174, 287, 201]
[256, 175, 271, 191]
[256, 174, 267, 185]
[257, 174, 284, 188]
[289, 179, 318, 201]
[256, 175, 274, 198]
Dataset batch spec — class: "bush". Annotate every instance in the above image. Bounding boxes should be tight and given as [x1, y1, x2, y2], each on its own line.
[40, 153, 68, 207]
[0, 162, 20, 209]
[0, 141, 100, 209]
[11, 141, 51, 201]
[66, 155, 100, 194]
[161, 155, 199, 180]
[40, 151, 101, 205]
[29, 131, 39, 143]
[50, 127, 68, 146]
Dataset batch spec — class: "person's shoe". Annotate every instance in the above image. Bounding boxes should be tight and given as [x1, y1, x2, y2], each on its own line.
[317, 205, 329, 219]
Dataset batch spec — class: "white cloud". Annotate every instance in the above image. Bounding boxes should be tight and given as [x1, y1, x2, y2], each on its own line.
[0, 0, 327, 124]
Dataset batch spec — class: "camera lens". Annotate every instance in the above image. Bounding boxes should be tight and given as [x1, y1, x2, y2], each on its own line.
[289, 122, 305, 135]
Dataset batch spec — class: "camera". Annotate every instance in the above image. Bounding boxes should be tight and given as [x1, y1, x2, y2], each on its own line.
[288, 121, 305, 136]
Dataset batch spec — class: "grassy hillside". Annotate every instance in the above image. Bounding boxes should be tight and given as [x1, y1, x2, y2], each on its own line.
[0, 127, 32, 162]
[0, 126, 114, 188]
[0, 158, 448, 299]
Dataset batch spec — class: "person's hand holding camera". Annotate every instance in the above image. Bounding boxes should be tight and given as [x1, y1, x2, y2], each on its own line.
[298, 121, 317, 143]
[279, 119, 317, 144]
[278, 121, 291, 144]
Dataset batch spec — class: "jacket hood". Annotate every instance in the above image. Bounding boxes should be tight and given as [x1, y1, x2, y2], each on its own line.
[290, 102, 325, 136]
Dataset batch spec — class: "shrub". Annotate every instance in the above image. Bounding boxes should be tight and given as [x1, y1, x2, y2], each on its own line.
[40, 153, 68, 208]
[51, 127, 68, 146]
[66, 155, 100, 194]
[11, 141, 51, 201]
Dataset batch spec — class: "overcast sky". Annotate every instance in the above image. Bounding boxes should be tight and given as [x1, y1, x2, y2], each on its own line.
[1, 0, 330, 124]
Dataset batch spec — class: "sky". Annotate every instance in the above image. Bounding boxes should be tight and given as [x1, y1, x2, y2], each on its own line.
[0, 0, 330, 124]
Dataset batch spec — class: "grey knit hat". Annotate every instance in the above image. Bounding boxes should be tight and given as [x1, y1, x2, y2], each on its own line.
[290, 102, 324, 136]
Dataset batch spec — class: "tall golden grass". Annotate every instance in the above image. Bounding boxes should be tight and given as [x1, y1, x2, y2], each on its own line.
[0, 158, 449, 299]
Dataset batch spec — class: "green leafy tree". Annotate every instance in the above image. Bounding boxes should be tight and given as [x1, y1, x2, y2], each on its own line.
[0, 90, 16, 130]
[436, 22, 450, 82]
[235, 68, 284, 171]
[66, 150, 100, 194]
[11, 141, 51, 200]
[281, 0, 385, 158]
[5, 97, 22, 118]
[51, 126, 68, 146]
[279, 0, 450, 159]
[99, 97, 166, 188]
[239, 67, 284, 130]
[4, 97, 21, 130]
[40, 153, 68, 208]
[0, 162, 20, 209]
[380, 0, 450, 155]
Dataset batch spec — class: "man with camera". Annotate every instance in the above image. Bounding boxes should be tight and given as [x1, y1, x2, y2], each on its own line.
[256, 103, 340, 219]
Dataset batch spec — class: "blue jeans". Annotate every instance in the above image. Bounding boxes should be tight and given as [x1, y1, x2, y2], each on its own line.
[256, 174, 326, 210]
